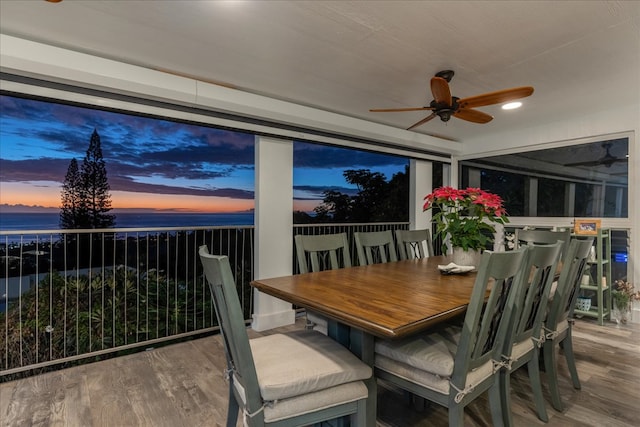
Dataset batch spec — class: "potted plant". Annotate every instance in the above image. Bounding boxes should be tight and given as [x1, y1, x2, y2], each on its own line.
[423, 186, 509, 266]
[611, 279, 639, 324]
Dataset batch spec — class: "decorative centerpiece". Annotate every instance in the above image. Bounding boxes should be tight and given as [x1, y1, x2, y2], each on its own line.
[611, 279, 639, 324]
[423, 187, 508, 267]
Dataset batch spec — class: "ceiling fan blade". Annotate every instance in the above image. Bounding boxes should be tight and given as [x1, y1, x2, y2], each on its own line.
[431, 77, 452, 106]
[407, 113, 437, 130]
[454, 108, 493, 124]
[369, 107, 434, 113]
[565, 158, 627, 168]
[458, 86, 534, 109]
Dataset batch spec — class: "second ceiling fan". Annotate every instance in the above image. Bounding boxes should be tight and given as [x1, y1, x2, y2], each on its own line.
[370, 70, 534, 130]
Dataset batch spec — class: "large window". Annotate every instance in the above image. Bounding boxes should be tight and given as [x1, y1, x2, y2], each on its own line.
[460, 136, 629, 218]
[292, 141, 410, 223]
[1, 93, 417, 230]
[0, 94, 256, 229]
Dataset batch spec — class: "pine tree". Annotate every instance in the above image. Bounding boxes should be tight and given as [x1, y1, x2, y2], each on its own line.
[59, 129, 115, 229]
[80, 129, 115, 228]
[59, 158, 87, 229]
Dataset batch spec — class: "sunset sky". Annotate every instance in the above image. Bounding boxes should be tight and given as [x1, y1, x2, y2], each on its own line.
[0, 94, 408, 214]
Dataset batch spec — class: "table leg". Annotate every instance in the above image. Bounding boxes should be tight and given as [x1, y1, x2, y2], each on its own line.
[350, 329, 376, 427]
[327, 319, 351, 348]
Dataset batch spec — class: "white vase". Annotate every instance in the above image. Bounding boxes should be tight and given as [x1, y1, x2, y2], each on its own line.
[451, 247, 482, 268]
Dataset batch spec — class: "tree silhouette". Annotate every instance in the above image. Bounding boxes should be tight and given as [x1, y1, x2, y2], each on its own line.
[307, 168, 408, 223]
[59, 158, 86, 229]
[81, 129, 115, 228]
[59, 129, 115, 229]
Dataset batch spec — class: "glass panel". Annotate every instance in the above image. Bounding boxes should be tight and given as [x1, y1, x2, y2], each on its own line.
[537, 178, 565, 216]
[459, 137, 628, 218]
[575, 182, 597, 217]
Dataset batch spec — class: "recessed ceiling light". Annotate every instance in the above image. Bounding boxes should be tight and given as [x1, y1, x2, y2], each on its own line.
[502, 102, 522, 110]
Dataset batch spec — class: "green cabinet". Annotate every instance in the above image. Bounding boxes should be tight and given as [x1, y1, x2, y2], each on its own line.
[574, 228, 611, 325]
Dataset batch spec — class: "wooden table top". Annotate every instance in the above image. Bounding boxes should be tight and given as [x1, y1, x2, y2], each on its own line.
[251, 256, 479, 339]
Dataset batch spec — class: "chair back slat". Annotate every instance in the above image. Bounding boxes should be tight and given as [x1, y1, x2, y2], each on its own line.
[199, 246, 263, 415]
[546, 238, 593, 329]
[295, 233, 351, 273]
[354, 230, 398, 265]
[515, 228, 571, 261]
[511, 242, 563, 346]
[453, 249, 527, 383]
[395, 228, 434, 259]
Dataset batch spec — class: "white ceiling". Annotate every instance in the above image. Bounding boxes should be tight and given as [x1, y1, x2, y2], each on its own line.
[0, 0, 639, 144]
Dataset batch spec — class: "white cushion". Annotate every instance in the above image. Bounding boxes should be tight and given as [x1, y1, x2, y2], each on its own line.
[375, 354, 494, 396]
[375, 325, 460, 377]
[511, 338, 535, 362]
[548, 280, 558, 301]
[264, 381, 367, 422]
[374, 324, 494, 397]
[249, 329, 371, 401]
[555, 319, 569, 334]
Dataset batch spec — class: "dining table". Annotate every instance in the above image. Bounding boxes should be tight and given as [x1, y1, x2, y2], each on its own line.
[250, 255, 483, 427]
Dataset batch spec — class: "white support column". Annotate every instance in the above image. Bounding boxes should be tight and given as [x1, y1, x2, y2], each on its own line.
[445, 160, 455, 188]
[252, 136, 296, 331]
[615, 187, 624, 218]
[565, 183, 576, 217]
[409, 159, 433, 230]
[525, 177, 538, 217]
[467, 168, 482, 188]
[592, 183, 606, 217]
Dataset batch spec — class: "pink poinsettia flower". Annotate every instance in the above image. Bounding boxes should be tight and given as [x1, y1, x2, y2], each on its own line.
[423, 186, 509, 252]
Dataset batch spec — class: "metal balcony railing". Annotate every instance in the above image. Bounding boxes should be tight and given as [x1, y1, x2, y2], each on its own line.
[0, 225, 254, 378]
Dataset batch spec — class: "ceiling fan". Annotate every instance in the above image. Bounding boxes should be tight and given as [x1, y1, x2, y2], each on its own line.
[370, 70, 534, 130]
[564, 142, 628, 168]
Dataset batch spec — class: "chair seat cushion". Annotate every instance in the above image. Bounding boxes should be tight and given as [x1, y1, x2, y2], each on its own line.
[554, 319, 569, 335]
[249, 329, 372, 401]
[264, 381, 367, 422]
[374, 325, 494, 396]
[511, 337, 535, 361]
[375, 325, 460, 377]
[375, 354, 494, 396]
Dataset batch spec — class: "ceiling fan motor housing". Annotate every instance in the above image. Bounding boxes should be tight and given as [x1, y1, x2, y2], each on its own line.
[432, 97, 460, 122]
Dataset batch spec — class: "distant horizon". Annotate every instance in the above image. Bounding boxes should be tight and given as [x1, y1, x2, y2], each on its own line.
[0, 203, 258, 215]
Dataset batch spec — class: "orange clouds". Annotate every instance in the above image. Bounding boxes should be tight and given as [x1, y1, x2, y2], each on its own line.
[0, 182, 255, 213]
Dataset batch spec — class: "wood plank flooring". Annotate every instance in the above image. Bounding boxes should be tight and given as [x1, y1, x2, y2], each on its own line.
[1, 317, 639, 427]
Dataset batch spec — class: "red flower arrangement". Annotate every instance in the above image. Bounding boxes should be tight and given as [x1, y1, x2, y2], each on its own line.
[423, 187, 509, 252]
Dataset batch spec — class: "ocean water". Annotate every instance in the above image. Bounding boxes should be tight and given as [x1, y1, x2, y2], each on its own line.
[0, 212, 254, 231]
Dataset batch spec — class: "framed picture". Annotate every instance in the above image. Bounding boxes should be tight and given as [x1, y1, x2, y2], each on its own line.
[574, 219, 601, 235]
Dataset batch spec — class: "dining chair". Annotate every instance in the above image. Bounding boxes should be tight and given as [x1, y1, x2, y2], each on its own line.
[542, 237, 593, 412]
[199, 245, 371, 427]
[514, 228, 572, 261]
[395, 228, 434, 260]
[497, 241, 563, 425]
[374, 248, 528, 427]
[294, 233, 351, 334]
[354, 230, 398, 265]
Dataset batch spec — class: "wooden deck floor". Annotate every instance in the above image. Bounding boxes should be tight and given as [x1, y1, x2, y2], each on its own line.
[2, 317, 639, 427]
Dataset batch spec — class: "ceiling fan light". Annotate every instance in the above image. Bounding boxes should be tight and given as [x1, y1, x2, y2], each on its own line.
[502, 102, 522, 110]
